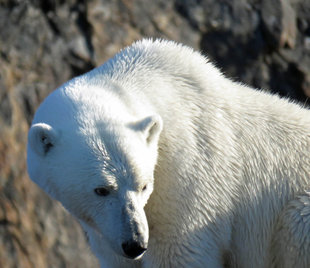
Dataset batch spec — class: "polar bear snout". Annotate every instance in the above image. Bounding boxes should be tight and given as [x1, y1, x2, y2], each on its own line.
[121, 192, 149, 259]
[122, 240, 147, 259]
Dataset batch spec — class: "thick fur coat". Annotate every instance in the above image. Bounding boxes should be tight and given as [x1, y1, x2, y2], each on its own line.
[27, 39, 310, 268]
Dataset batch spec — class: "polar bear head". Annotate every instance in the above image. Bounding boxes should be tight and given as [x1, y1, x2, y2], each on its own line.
[27, 82, 162, 259]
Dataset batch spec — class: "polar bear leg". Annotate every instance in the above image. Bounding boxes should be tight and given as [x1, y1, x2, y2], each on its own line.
[271, 192, 310, 268]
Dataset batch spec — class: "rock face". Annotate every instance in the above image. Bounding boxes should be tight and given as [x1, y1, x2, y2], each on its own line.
[0, 0, 309, 267]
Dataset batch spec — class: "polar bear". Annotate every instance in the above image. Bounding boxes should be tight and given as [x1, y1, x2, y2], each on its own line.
[27, 39, 310, 268]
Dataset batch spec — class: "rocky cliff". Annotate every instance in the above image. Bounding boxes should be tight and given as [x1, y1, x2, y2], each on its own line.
[0, 0, 309, 267]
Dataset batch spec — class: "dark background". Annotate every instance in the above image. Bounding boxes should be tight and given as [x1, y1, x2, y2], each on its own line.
[1, 0, 310, 267]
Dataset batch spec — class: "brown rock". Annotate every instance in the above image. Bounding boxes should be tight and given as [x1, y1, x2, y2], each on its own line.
[262, 0, 297, 49]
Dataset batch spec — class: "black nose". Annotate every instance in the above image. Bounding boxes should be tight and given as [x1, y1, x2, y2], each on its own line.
[122, 241, 147, 259]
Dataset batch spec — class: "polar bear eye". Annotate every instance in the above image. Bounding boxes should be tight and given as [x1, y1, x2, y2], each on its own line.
[142, 185, 147, 191]
[94, 187, 110, 197]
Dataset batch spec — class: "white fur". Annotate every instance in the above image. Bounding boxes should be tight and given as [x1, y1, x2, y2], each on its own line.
[27, 39, 310, 267]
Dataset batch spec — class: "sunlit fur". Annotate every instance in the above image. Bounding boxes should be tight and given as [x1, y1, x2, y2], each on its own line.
[28, 39, 310, 268]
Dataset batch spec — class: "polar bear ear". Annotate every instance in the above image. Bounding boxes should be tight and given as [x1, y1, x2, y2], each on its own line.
[130, 115, 163, 145]
[28, 123, 58, 156]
